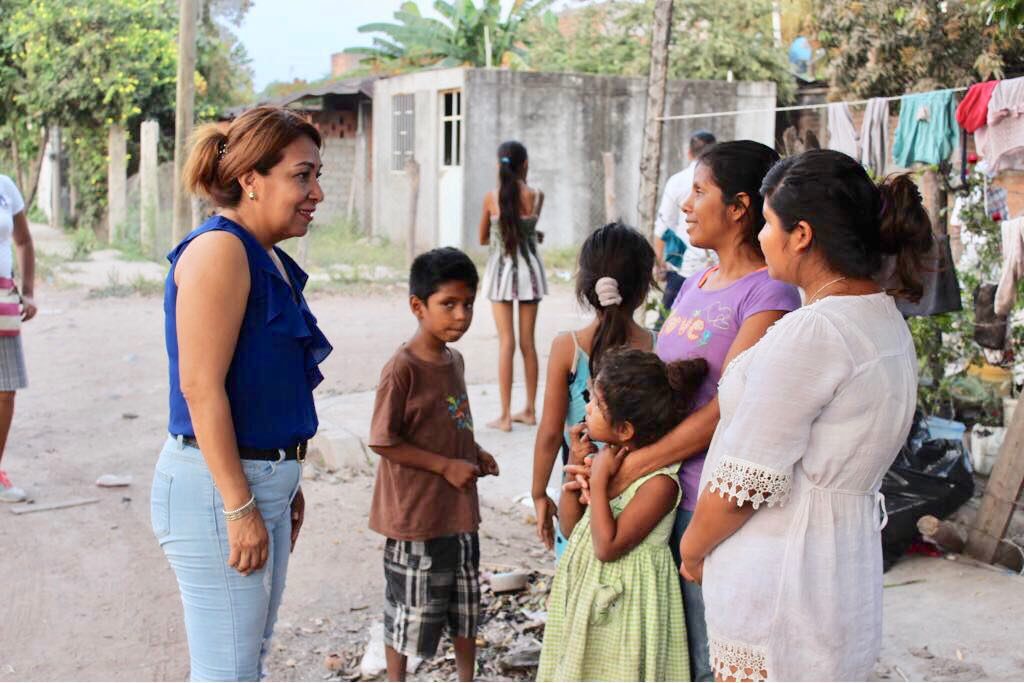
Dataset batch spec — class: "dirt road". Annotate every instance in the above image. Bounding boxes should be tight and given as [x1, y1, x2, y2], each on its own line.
[2, 237, 1022, 681]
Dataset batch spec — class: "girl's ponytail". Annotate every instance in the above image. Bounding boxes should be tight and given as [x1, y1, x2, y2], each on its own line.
[575, 223, 655, 376]
[497, 140, 528, 256]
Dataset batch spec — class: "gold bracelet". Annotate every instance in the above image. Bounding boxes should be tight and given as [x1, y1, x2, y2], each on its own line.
[223, 494, 256, 521]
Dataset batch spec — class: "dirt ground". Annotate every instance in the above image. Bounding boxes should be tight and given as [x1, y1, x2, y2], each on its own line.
[1, 229, 1023, 682]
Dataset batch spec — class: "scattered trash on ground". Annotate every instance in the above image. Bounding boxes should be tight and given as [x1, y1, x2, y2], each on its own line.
[10, 497, 100, 515]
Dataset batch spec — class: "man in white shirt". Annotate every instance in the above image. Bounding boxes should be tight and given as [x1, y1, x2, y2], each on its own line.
[654, 131, 716, 318]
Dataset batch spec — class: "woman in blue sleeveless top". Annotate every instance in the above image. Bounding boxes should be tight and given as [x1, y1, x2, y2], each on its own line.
[151, 107, 332, 681]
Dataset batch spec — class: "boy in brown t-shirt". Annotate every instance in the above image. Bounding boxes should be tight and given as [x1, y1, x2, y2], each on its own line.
[368, 247, 499, 682]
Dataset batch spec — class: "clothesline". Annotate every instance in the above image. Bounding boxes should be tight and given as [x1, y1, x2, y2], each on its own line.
[658, 86, 971, 121]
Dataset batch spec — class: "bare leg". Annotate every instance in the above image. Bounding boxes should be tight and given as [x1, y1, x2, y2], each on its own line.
[487, 302, 514, 432]
[385, 645, 407, 682]
[511, 301, 539, 425]
[0, 391, 15, 467]
[453, 636, 477, 682]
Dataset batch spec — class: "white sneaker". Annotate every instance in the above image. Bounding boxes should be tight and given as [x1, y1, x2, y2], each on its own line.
[0, 470, 26, 503]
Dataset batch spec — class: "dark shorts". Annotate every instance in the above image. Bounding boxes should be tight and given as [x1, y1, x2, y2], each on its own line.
[383, 533, 480, 658]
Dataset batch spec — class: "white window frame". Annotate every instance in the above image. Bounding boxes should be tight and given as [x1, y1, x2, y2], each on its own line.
[439, 89, 463, 168]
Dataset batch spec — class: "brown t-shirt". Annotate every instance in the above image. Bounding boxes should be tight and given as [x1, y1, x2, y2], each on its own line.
[368, 345, 481, 541]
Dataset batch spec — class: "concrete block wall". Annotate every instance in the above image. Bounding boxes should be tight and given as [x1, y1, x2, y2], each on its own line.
[462, 69, 776, 250]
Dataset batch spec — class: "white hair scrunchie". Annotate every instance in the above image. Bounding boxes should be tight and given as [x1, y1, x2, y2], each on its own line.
[595, 277, 623, 307]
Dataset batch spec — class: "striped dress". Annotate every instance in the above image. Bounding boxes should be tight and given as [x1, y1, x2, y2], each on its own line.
[482, 213, 548, 303]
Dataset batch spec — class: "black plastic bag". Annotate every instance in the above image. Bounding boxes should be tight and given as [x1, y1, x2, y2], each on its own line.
[881, 418, 974, 571]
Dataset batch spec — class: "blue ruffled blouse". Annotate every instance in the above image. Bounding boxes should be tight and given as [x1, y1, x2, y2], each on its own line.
[164, 216, 333, 449]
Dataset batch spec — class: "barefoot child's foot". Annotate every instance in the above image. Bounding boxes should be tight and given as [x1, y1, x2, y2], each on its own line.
[511, 410, 537, 426]
[486, 416, 512, 432]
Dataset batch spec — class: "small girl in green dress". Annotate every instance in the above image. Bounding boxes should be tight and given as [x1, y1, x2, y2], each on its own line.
[538, 348, 708, 682]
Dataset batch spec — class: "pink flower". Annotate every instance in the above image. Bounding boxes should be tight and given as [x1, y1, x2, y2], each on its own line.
[967, 153, 979, 164]
[992, 211, 1003, 221]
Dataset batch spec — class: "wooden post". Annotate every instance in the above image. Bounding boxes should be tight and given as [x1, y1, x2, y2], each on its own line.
[9, 129, 25, 191]
[603, 152, 617, 222]
[172, 0, 197, 244]
[140, 120, 160, 258]
[965, 402, 1024, 564]
[23, 126, 47, 211]
[49, 126, 62, 230]
[107, 125, 128, 243]
[405, 158, 421, 266]
[637, 0, 674, 241]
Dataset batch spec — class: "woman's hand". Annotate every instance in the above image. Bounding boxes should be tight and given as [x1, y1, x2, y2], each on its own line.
[20, 294, 37, 322]
[227, 508, 269, 576]
[533, 494, 558, 550]
[290, 488, 305, 552]
[680, 553, 704, 584]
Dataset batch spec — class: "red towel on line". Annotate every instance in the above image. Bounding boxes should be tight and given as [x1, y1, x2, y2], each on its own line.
[956, 80, 998, 133]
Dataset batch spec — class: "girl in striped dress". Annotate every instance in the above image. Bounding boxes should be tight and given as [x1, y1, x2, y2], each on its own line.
[478, 140, 548, 432]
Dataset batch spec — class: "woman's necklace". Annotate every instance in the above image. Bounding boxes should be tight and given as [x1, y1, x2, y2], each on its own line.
[806, 276, 848, 305]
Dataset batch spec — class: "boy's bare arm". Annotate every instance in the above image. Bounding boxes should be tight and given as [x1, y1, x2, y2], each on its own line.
[372, 441, 479, 491]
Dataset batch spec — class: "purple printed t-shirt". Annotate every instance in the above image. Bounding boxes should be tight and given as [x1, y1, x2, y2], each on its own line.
[656, 266, 801, 510]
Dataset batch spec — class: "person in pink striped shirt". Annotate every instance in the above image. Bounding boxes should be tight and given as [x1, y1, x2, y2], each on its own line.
[0, 174, 37, 503]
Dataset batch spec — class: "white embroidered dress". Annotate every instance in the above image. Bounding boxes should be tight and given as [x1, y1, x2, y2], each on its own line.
[699, 293, 917, 681]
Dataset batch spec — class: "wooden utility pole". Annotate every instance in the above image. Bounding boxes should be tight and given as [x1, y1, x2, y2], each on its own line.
[966, 404, 1024, 564]
[172, 0, 197, 244]
[405, 159, 421, 266]
[107, 125, 127, 243]
[637, 0, 674, 241]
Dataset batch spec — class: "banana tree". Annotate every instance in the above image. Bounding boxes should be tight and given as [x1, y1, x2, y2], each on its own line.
[345, 0, 554, 71]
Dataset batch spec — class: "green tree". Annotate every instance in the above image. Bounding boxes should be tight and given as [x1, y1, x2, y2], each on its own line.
[817, 0, 1024, 98]
[0, 0, 253, 230]
[524, 0, 795, 101]
[346, 0, 554, 71]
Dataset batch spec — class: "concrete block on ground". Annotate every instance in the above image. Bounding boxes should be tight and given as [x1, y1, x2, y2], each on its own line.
[307, 423, 374, 473]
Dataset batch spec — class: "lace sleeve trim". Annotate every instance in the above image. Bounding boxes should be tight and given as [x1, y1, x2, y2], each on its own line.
[707, 455, 791, 510]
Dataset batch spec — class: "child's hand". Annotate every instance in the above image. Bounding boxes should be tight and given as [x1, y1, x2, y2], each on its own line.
[590, 444, 628, 488]
[442, 459, 480, 491]
[533, 494, 557, 550]
[478, 450, 500, 477]
[567, 423, 597, 466]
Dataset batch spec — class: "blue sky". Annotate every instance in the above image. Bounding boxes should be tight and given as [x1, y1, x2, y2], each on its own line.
[237, 0, 533, 92]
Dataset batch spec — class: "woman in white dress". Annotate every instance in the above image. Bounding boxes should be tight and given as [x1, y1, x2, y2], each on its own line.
[679, 150, 934, 681]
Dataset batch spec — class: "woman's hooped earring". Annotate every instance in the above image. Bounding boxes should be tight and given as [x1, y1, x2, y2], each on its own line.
[248, 191, 256, 200]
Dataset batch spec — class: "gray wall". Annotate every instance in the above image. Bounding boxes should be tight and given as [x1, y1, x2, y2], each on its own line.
[317, 137, 358, 226]
[463, 70, 776, 250]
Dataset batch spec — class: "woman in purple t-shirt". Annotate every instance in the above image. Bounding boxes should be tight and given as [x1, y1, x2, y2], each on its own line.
[571, 141, 800, 680]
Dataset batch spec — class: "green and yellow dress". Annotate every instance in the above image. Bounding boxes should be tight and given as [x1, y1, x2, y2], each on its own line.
[537, 467, 690, 682]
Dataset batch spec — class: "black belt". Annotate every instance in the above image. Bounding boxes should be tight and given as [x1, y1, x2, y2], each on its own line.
[179, 436, 307, 462]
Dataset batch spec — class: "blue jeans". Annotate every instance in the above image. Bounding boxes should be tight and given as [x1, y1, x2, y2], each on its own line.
[670, 507, 713, 682]
[151, 437, 301, 681]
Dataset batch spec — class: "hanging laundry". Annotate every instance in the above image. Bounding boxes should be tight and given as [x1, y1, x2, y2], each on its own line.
[955, 81, 999, 133]
[976, 76, 1024, 172]
[860, 98, 890, 177]
[974, 283, 1007, 350]
[994, 216, 1024, 317]
[826, 102, 859, 159]
[892, 235, 963, 317]
[893, 90, 960, 167]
